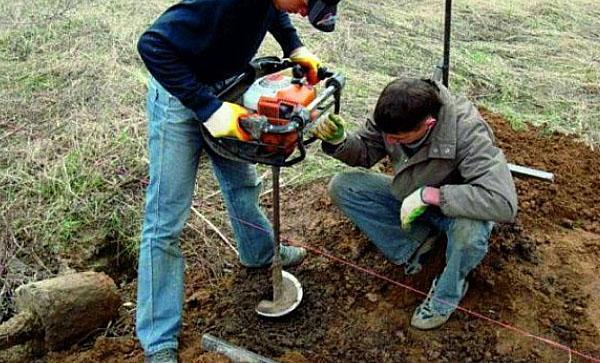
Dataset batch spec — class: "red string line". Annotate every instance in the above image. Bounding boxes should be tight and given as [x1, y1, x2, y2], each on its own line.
[228, 215, 600, 362]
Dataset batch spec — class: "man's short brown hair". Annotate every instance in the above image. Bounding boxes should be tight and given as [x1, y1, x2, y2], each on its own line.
[373, 78, 442, 133]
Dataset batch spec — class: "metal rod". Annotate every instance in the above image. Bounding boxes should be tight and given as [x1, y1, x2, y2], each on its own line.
[443, 0, 452, 87]
[508, 163, 554, 182]
[306, 83, 338, 113]
[316, 100, 336, 116]
[271, 166, 283, 301]
[201, 334, 279, 363]
[301, 100, 336, 135]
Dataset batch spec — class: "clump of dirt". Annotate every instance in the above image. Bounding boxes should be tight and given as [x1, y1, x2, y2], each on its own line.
[20, 110, 599, 362]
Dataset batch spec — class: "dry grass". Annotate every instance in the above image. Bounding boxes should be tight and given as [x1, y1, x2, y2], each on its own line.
[0, 0, 598, 320]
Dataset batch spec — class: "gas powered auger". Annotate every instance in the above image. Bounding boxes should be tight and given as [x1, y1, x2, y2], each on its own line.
[200, 57, 345, 318]
[201, 56, 345, 167]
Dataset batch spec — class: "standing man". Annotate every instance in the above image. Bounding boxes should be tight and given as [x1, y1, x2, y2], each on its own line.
[136, 0, 340, 361]
[312, 78, 517, 330]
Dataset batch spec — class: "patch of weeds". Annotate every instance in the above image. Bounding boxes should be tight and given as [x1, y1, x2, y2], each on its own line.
[528, 3, 574, 32]
[297, 153, 345, 182]
[37, 176, 62, 200]
[63, 150, 105, 194]
[572, 219, 585, 229]
[117, 129, 131, 144]
[2, 26, 58, 61]
[57, 215, 84, 245]
[20, 70, 65, 94]
[469, 50, 493, 66]
[488, 104, 529, 131]
[103, 207, 141, 257]
[35, 150, 105, 200]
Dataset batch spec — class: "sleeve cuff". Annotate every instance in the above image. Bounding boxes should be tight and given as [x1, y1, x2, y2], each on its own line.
[282, 37, 303, 57]
[193, 98, 222, 123]
[321, 139, 345, 154]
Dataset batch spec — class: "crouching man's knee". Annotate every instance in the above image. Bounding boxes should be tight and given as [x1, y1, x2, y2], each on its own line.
[328, 172, 355, 205]
[448, 218, 494, 253]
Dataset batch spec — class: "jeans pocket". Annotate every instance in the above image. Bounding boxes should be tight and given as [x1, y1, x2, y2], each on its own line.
[156, 91, 195, 124]
[168, 105, 196, 125]
[147, 77, 194, 121]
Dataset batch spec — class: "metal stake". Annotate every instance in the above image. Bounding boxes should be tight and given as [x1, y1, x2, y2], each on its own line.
[443, 0, 452, 87]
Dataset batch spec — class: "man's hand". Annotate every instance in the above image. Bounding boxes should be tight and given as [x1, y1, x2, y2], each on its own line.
[401, 187, 440, 230]
[312, 113, 347, 145]
[290, 46, 321, 85]
[204, 102, 251, 140]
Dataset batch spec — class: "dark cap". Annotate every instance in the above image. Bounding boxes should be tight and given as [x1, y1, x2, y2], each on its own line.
[308, 0, 340, 32]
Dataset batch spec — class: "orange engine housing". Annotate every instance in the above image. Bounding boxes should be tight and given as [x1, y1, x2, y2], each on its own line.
[256, 83, 317, 155]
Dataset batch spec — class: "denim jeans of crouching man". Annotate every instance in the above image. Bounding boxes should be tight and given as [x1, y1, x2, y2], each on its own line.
[329, 170, 493, 315]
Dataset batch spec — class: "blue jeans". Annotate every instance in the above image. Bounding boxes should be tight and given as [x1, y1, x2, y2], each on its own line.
[329, 171, 493, 315]
[136, 77, 275, 355]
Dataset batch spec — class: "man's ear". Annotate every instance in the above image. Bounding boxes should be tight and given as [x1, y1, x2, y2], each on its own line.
[424, 116, 437, 127]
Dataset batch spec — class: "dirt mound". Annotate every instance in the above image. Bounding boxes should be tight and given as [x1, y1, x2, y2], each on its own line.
[486, 110, 600, 234]
[30, 111, 600, 362]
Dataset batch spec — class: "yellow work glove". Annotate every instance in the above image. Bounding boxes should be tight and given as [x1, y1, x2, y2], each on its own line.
[312, 113, 347, 145]
[204, 102, 251, 141]
[290, 46, 321, 85]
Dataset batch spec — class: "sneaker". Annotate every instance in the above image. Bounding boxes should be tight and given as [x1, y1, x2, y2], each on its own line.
[279, 245, 307, 267]
[410, 277, 469, 330]
[145, 349, 178, 363]
[404, 234, 437, 275]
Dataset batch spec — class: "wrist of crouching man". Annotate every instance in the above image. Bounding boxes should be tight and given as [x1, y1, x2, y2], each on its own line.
[421, 186, 441, 206]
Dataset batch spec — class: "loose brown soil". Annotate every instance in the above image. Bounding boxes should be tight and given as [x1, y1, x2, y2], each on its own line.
[8, 111, 600, 362]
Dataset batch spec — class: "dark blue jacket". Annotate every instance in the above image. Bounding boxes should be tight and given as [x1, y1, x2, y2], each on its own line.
[137, 0, 303, 122]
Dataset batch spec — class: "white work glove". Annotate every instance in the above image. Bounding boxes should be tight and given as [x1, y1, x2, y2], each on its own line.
[204, 102, 251, 140]
[401, 187, 440, 230]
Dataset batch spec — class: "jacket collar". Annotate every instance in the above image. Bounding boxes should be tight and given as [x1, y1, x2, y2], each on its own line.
[427, 81, 457, 160]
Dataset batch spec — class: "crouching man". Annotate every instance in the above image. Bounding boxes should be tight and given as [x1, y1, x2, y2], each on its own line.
[312, 78, 518, 329]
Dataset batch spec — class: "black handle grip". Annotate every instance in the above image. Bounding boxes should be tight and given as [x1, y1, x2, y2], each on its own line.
[318, 67, 334, 80]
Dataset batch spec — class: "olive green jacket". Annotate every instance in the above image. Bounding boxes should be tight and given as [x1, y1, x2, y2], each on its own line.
[324, 81, 518, 223]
